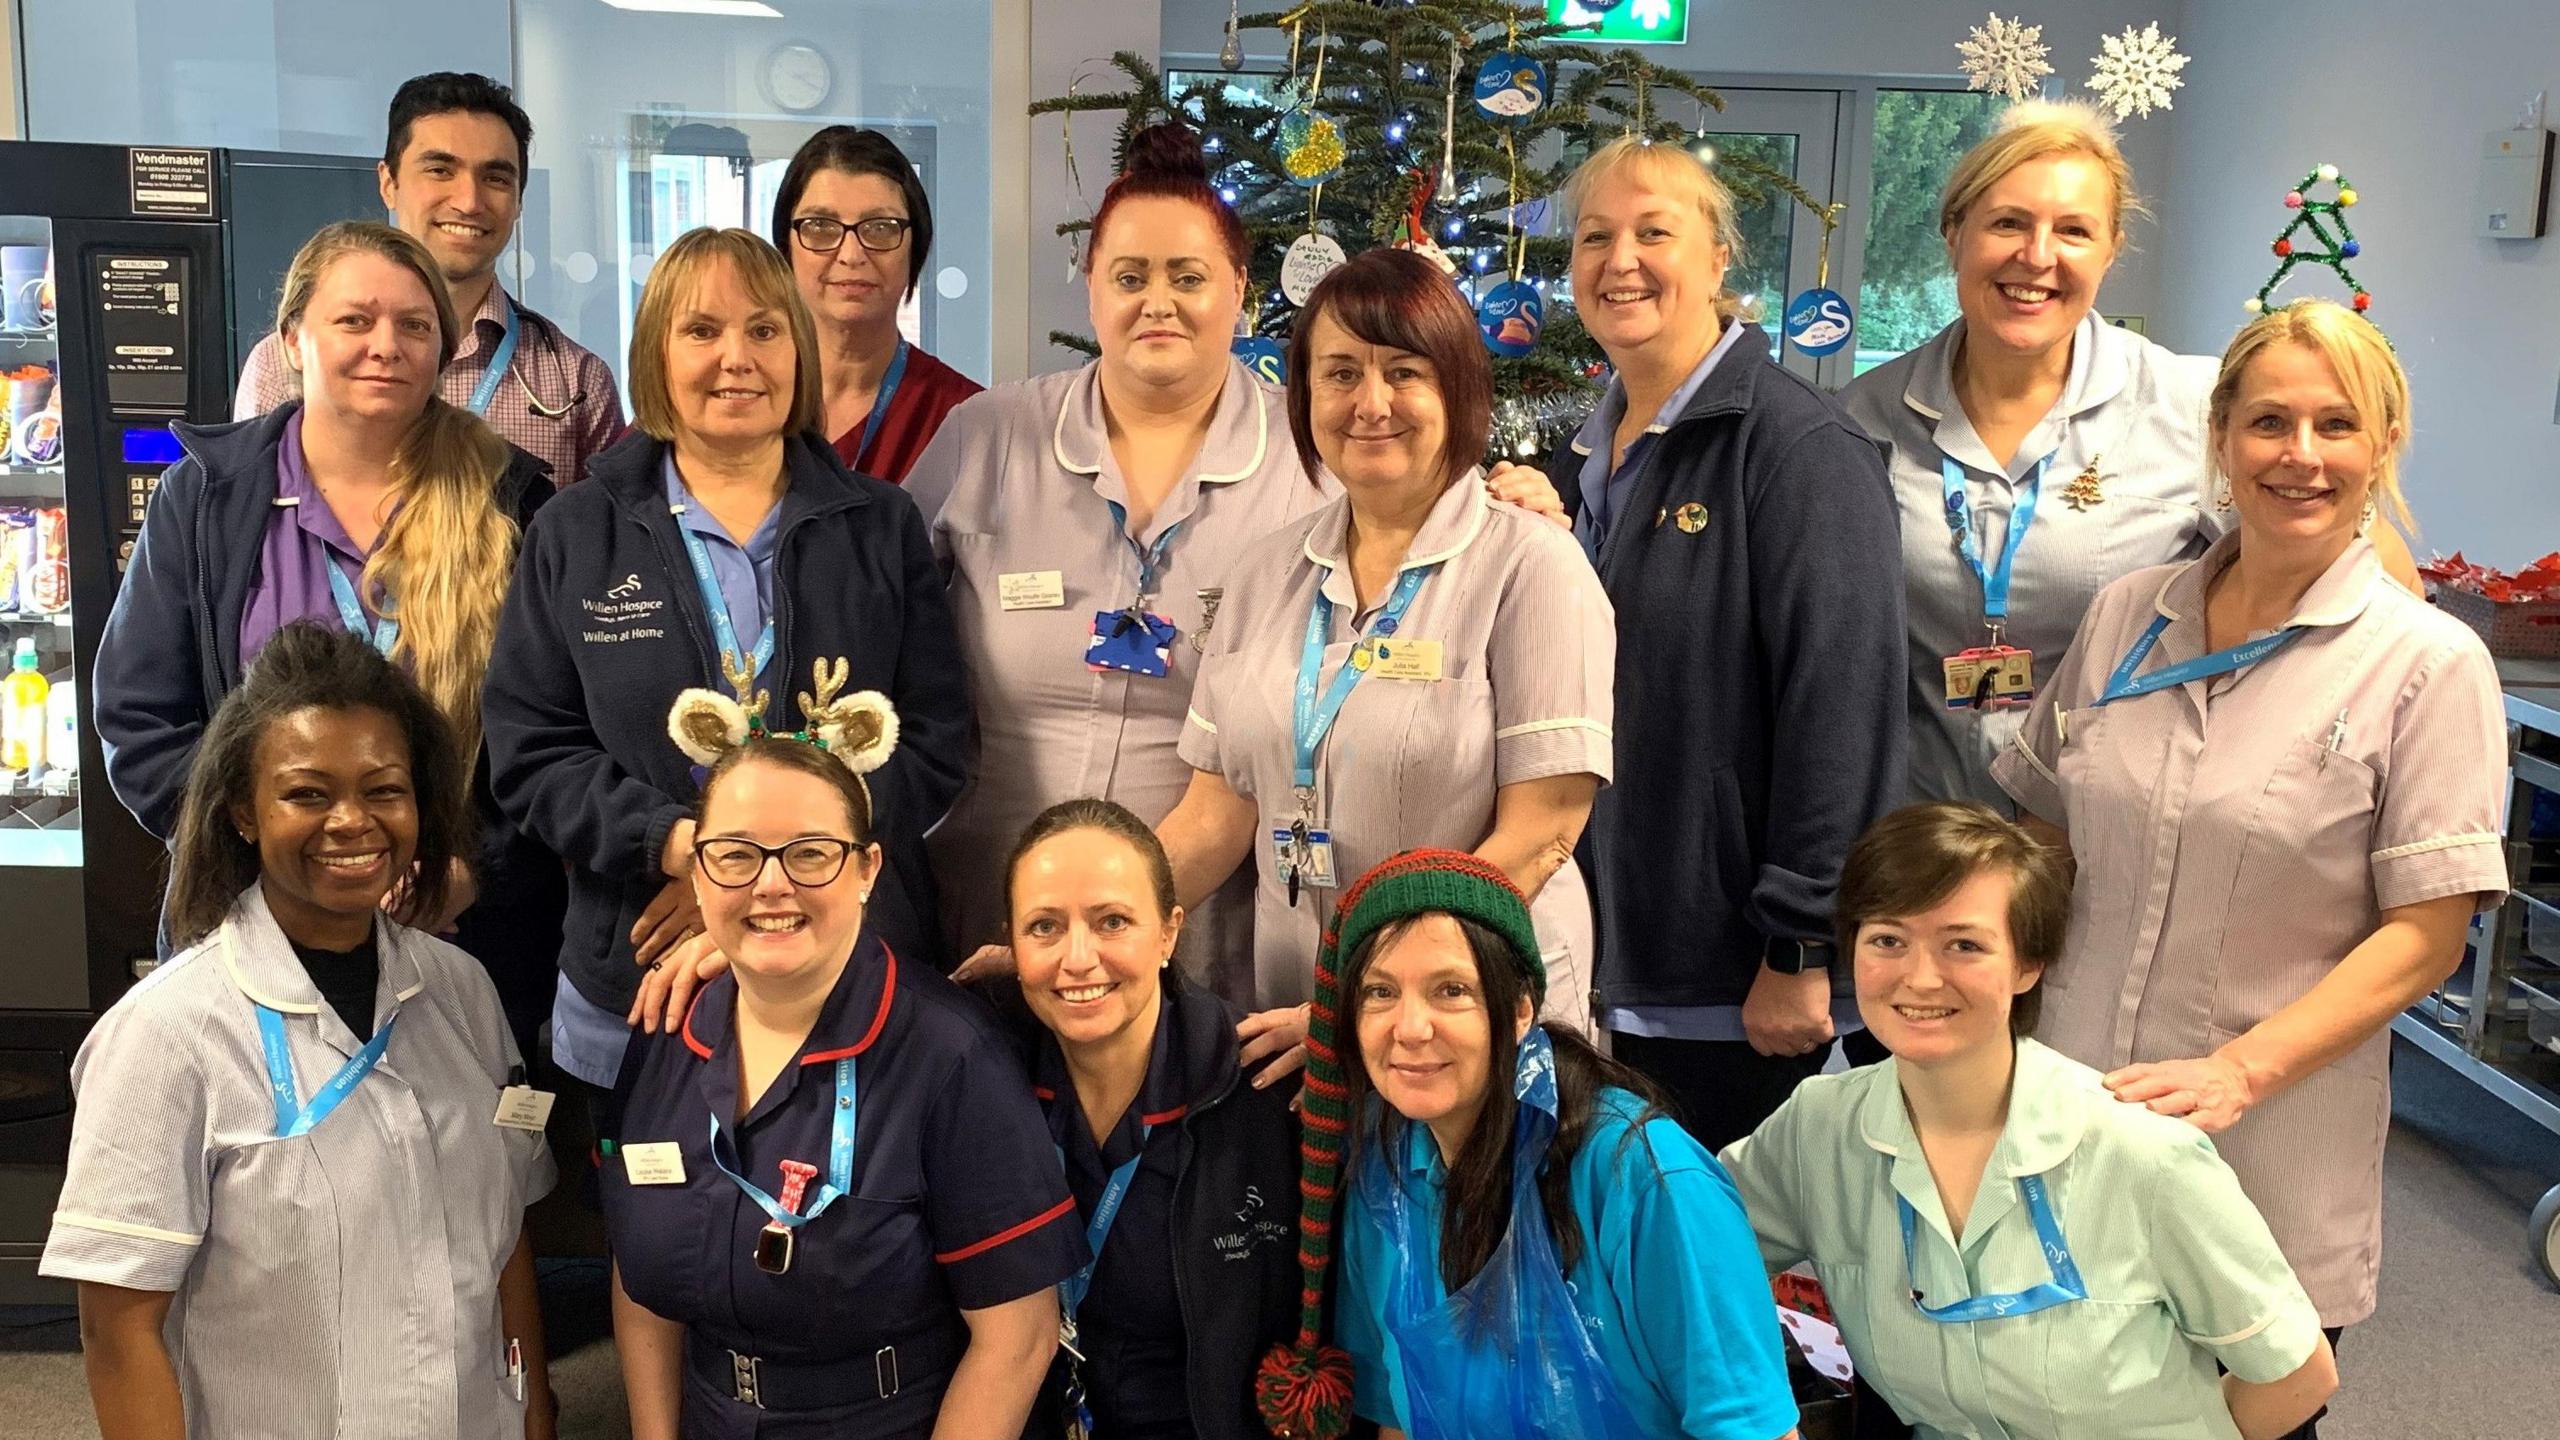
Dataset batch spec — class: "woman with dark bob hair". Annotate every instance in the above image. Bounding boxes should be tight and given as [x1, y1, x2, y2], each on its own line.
[1255, 848, 1797, 1440]
[43, 622, 557, 1438]
[770, 125, 981, 482]
[1158, 246, 1615, 1086]
[984, 798, 1300, 1439]
[1720, 804, 2336, 1440]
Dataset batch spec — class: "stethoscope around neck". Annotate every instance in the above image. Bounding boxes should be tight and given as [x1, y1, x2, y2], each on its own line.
[500, 305, 586, 420]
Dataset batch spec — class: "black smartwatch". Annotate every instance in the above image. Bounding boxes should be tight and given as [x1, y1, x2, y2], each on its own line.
[1763, 937, 1834, 975]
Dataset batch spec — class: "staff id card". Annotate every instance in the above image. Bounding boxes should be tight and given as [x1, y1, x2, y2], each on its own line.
[1273, 825, 1337, 891]
[1088, 609, 1178, 678]
[1365, 638, 1443, 682]
[1942, 645, 2035, 711]
[623, 1141, 688, 1186]
[492, 1086, 557, 1132]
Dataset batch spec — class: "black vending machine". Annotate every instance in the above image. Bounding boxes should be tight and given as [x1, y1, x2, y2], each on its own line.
[0, 141, 383, 1301]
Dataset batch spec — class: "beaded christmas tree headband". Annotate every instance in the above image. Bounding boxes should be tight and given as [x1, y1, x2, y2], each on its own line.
[2248, 163, 2372, 317]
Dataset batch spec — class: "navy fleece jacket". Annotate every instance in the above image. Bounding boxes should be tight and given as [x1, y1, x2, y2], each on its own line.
[95, 403, 553, 841]
[1544, 329, 1908, 1010]
[482, 430, 969, 1012]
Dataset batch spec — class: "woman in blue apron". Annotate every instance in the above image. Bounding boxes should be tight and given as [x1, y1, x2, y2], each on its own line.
[45, 623, 558, 1439]
[1255, 848, 1800, 1440]
[987, 798, 1301, 1440]
[1719, 803, 2339, 1440]
[601, 678, 1082, 1438]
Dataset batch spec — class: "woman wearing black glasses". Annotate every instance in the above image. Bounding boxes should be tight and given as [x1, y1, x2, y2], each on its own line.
[772, 126, 981, 484]
[602, 689, 1080, 1439]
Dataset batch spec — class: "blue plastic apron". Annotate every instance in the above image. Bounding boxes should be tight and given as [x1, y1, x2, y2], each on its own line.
[1359, 1028, 1646, 1440]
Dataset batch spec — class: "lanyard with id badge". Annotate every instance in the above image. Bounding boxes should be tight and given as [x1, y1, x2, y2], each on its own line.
[1085, 500, 1181, 679]
[1282, 564, 1436, 906]
[1939, 453, 2048, 712]
[1054, 1125, 1151, 1440]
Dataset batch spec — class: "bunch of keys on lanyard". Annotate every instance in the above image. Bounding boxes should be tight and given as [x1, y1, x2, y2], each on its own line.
[1086, 501, 1181, 678]
[1939, 454, 2047, 712]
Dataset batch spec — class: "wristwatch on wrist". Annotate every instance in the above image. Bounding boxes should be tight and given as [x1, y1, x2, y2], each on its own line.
[1764, 937, 1834, 975]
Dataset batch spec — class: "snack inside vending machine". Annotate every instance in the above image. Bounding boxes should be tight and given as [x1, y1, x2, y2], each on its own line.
[0, 142, 382, 1299]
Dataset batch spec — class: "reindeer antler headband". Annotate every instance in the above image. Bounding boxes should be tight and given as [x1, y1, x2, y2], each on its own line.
[667, 655, 900, 781]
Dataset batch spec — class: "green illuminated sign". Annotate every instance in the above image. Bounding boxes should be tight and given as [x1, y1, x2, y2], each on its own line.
[1548, 0, 1690, 46]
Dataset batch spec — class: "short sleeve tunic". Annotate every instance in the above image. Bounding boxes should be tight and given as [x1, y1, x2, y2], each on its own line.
[904, 360, 1329, 992]
[1991, 533, 2509, 1324]
[601, 933, 1087, 1438]
[1838, 315, 2223, 811]
[1178, 475, 1614, 1023]
[40, 886, 555, 1440]
[1719, 1039, 2325, 1440]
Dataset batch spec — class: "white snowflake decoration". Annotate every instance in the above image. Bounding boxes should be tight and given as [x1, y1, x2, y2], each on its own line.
[1956, 13, 2054, 102]
[2087, 22, 2191, 120]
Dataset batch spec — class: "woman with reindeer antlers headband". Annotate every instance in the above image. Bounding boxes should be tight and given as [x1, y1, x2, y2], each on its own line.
[482, 226, 969, 1104]
[598, 675, 1083, 1439]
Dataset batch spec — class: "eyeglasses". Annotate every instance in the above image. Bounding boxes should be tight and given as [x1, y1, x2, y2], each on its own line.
[693, 836, 859, 889]
[789, 215, 913, 255]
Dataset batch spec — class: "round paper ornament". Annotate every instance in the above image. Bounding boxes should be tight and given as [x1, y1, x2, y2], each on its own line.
[1476, 279, 1543, 358]
[1783, 287, 1854, 357]
[1280, 232, 1348, 306]
[1472, 53, 1549, 125]
[1232, 335, 1286, 386]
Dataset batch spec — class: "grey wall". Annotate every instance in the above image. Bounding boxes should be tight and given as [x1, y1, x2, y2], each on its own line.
[2152, 4, 2560, 565]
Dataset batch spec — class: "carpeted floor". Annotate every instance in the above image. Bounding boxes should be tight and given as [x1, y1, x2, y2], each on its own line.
[4, 1035, 2554, 1438]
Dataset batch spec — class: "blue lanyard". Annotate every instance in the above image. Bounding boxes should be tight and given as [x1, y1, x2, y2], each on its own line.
[673, 502, 777, 682]
[1056, 1124, 1153, 1327]
[1292, 565, 1435, 793]
[323, 558, 397, 656]
[255, 1003, 400, 1138]
[1940, 453, 2049, 626]
[1101, 501, 1182, 607]
[467, 299, 521, 418]
[1898, 1172, 2089, 1323]
[707, 1057, 857, 1233]
[855, 341, 910, 466]
[2094, 614, 2304, 707]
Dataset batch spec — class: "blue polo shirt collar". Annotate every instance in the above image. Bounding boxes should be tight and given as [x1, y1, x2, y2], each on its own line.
[1570, 318, 1749, 551]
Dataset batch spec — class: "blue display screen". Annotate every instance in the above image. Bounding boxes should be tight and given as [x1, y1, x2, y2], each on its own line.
[121, 426, 185, 466]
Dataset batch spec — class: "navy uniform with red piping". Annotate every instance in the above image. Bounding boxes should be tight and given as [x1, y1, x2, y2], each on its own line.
[600, 932, 1087, 1437]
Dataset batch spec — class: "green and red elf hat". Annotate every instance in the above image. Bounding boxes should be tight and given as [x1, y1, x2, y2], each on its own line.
[1254, 847, 1548, 1440]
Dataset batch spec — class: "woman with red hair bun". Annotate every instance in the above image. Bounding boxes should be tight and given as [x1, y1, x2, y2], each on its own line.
[1157, 247, 1616, 1086]
[906, 122, 1328, 999]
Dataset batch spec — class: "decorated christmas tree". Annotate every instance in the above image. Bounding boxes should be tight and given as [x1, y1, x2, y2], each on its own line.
[1031, 0, 1825, 451]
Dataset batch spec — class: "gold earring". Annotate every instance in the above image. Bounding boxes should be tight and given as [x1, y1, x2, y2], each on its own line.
[2358, 499, 2377, 535]
[2214, 480, 2234, 512]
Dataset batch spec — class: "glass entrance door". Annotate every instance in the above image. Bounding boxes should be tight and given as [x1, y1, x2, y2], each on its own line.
[1687, 87, 1847, 386]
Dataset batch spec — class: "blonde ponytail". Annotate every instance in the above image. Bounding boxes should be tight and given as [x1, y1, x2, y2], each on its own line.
[363, 398, 518, 760]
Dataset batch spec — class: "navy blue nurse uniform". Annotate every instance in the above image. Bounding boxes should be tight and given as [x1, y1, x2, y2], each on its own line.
[602, 933, 1086, 1437]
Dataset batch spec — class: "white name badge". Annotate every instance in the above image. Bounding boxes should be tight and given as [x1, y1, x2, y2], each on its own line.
[999, 570, 1067, 610]
[492, 1086, 557, 1132]
[623, 1141, 688, 1186]
[1367, 638, 1444, 682]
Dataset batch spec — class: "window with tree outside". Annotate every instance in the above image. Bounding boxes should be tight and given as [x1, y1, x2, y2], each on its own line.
[1855, 88, 2007, 377]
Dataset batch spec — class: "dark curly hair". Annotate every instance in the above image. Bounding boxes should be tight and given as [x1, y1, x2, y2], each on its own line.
[165, 623, 473, 949]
